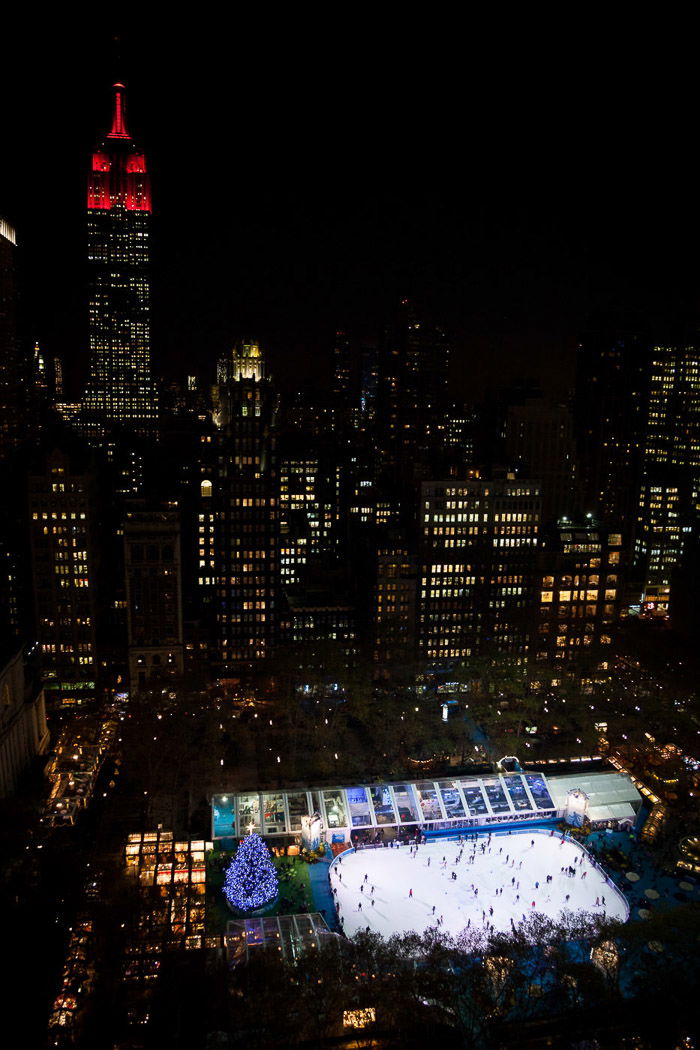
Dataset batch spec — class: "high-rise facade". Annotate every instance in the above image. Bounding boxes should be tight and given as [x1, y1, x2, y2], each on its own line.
[124, 507, 184, 690]
[207, 341, 279, 666]
[0, 217, 23, 459]
[634, 344, 700, 615]
[575, 332, 649, 537]
[374, 545, 417, 664]
[82, 83, 157, 434]
[418, 473, 541, 663]
[377, 300, 450, 466]
[536, 520, 621, 673]
[0, 648, 49, 798]
[28, 446, 99, 701]
[506, 397, 577, 525]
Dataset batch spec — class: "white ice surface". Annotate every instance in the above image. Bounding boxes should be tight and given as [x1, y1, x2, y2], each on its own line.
[330, 830, 628, 939]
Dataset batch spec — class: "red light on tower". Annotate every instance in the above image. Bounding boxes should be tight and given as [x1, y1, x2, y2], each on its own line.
[87, 83, 151, 212]
[107, 82, 130, 140]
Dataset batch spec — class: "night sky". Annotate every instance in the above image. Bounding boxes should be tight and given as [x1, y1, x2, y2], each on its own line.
[4, 22, 700, 400]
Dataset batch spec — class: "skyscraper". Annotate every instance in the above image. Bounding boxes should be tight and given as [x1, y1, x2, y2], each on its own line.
[377, 300, 450, 467]
[634, 343, 700, 614]
[82, 83, 157, 434]
[207, 341, 279, 666]
[28, 445, 100, 703]
[575, 331, 649, 536]
[0, 217, 23, 459]
[124, 506, 184, 691]
[536, 519, 621, 674]
[418, 473, 541, 663]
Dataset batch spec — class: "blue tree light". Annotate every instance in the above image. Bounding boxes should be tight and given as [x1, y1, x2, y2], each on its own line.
[223, 832, 278, 912]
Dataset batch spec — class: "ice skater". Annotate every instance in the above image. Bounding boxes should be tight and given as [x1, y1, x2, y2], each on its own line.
[409, 888, 413, 897]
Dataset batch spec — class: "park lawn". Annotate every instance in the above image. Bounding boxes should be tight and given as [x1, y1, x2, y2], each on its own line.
[206, 851, 314, 935]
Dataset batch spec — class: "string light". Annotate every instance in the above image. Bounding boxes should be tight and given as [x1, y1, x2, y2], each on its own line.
[223, 832, 278, 911]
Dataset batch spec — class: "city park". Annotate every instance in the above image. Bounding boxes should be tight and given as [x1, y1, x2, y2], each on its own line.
[196, 766, 700, 1045]
[40, 642, 700, 1046]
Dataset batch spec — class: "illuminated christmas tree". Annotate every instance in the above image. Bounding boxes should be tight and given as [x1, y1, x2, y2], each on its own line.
[223, 832, 278, 912]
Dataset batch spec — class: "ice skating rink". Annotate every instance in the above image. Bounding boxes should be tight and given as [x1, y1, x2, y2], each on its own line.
[331, 830, 628, 939]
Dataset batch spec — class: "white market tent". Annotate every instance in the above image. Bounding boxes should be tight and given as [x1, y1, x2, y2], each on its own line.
[546, 771, 641, 827]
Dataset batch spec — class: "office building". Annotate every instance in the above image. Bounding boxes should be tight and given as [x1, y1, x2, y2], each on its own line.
[124, 506, 184, 690]
[634, 344, 700, 614]
[418, 473, 541, 663]
[374, 545, 417, 665]
[0, 646, 49, 798]
[377, 300, 450, 465]
[575, 332, 649, 536]
[28, 445, 99, 702]
[0, 217, 23, 459]
[209, 341, 278, 666]
[506, 397, 577, 524]
[536, 519, 621, 672]
[82, 82, 157, 434]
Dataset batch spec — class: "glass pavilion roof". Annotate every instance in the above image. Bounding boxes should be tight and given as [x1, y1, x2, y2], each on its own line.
[212, 772, 557, 839]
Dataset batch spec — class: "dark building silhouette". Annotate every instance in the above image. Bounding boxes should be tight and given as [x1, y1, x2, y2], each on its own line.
[124, 505, 184, 691]
[0, 645, 49, 798]
[506, 396, 576, 525]
[0, 217, 24, 460]
[377, 300, 450, 468]
[575, 331, 649, 537]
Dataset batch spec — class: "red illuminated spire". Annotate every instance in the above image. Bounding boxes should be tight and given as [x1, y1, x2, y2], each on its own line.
[107, 82, 130, 139]
[88, 81, 150, 211]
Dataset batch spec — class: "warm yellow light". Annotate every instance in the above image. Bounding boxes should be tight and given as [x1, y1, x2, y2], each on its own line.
[343, 1008, 376, 1028]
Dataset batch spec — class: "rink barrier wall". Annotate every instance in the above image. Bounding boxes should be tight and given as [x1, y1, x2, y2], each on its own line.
[518, 827, 631, 922]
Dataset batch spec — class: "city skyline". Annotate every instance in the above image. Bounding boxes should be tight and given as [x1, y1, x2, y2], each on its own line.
[4, 28, 700, 401]
[4, 26, 700, 1050]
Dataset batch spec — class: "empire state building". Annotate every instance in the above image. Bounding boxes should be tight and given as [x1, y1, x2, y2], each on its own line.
[82, 82, 157, 434]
